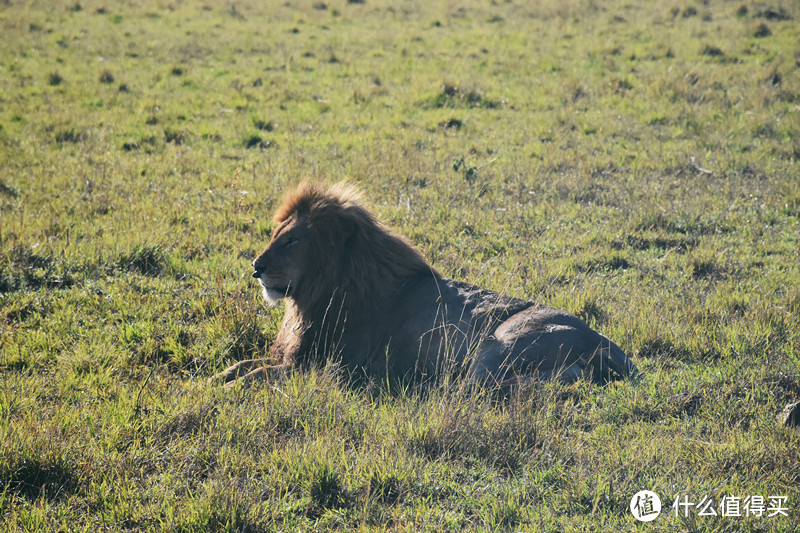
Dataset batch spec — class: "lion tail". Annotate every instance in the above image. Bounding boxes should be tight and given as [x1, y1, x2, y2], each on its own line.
[597, 336, 640, 383]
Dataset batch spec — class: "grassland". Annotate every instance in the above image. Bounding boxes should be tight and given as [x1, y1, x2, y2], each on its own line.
[1, 0, 799, 530]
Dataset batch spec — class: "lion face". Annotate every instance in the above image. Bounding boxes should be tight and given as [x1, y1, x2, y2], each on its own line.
[252, 214, 312, 304]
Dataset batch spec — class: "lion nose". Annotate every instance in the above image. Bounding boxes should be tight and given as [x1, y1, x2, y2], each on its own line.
[252, 257, 267, 278]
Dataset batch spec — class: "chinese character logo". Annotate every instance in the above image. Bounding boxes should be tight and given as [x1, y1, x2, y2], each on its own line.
[631, 490, 662, 522]
[672, 493, 790, 518]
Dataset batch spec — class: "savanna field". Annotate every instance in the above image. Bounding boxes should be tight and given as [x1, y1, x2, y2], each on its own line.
[1, 0, 799, 531]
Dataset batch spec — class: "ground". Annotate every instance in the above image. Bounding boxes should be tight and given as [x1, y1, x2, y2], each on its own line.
[0, 0, 799, 531]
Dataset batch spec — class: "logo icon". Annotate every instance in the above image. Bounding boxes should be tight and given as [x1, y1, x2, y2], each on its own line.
[631, 490, 662, 522]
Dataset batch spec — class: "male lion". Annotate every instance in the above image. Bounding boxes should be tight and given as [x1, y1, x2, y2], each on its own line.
[212, 182, 638, 386]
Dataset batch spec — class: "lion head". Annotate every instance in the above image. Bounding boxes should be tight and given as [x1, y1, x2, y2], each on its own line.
[252, 182, 434, 314]
[251, 210, 312, 305]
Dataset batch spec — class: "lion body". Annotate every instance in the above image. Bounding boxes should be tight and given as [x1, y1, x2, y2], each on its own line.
[216, 182, 638, 386]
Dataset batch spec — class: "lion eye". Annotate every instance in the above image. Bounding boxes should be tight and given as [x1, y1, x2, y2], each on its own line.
[283, 238, 298, 248]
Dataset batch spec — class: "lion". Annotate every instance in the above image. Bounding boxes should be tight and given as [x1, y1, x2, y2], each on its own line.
[212, 182, 638, 387]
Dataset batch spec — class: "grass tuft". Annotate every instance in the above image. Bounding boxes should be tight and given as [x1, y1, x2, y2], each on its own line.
[47, 72, 64, 86]
[422, 83, 502, 110]
[0, 441, 82, 502]
[305, 462, 352, 515]
[115, 244, 169, 277]
[164, 127, 189, 145]
[700, 44, 725, 57]
[54, 129, 82, 144]
[0, 181, 20, 198]
[0, 245, 78, 292]
[252, 119, 273, 132]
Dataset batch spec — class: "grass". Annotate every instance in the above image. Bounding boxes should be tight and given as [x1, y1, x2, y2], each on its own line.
[1, 0, 799, 530]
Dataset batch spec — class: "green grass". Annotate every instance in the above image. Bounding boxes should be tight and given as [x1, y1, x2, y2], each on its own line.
[1, 0, 799, 530]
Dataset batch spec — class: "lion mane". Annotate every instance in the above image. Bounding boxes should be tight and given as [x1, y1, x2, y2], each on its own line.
[273, 181, 434, 322]
[213, 182, 638, 386]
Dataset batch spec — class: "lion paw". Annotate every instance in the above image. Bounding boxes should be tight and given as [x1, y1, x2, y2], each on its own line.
[209, 359, 264, 385]
[210, 360, 288, 388]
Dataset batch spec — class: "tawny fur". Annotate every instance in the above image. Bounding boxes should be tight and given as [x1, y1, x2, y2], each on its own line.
[212, 182, 639, 387]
